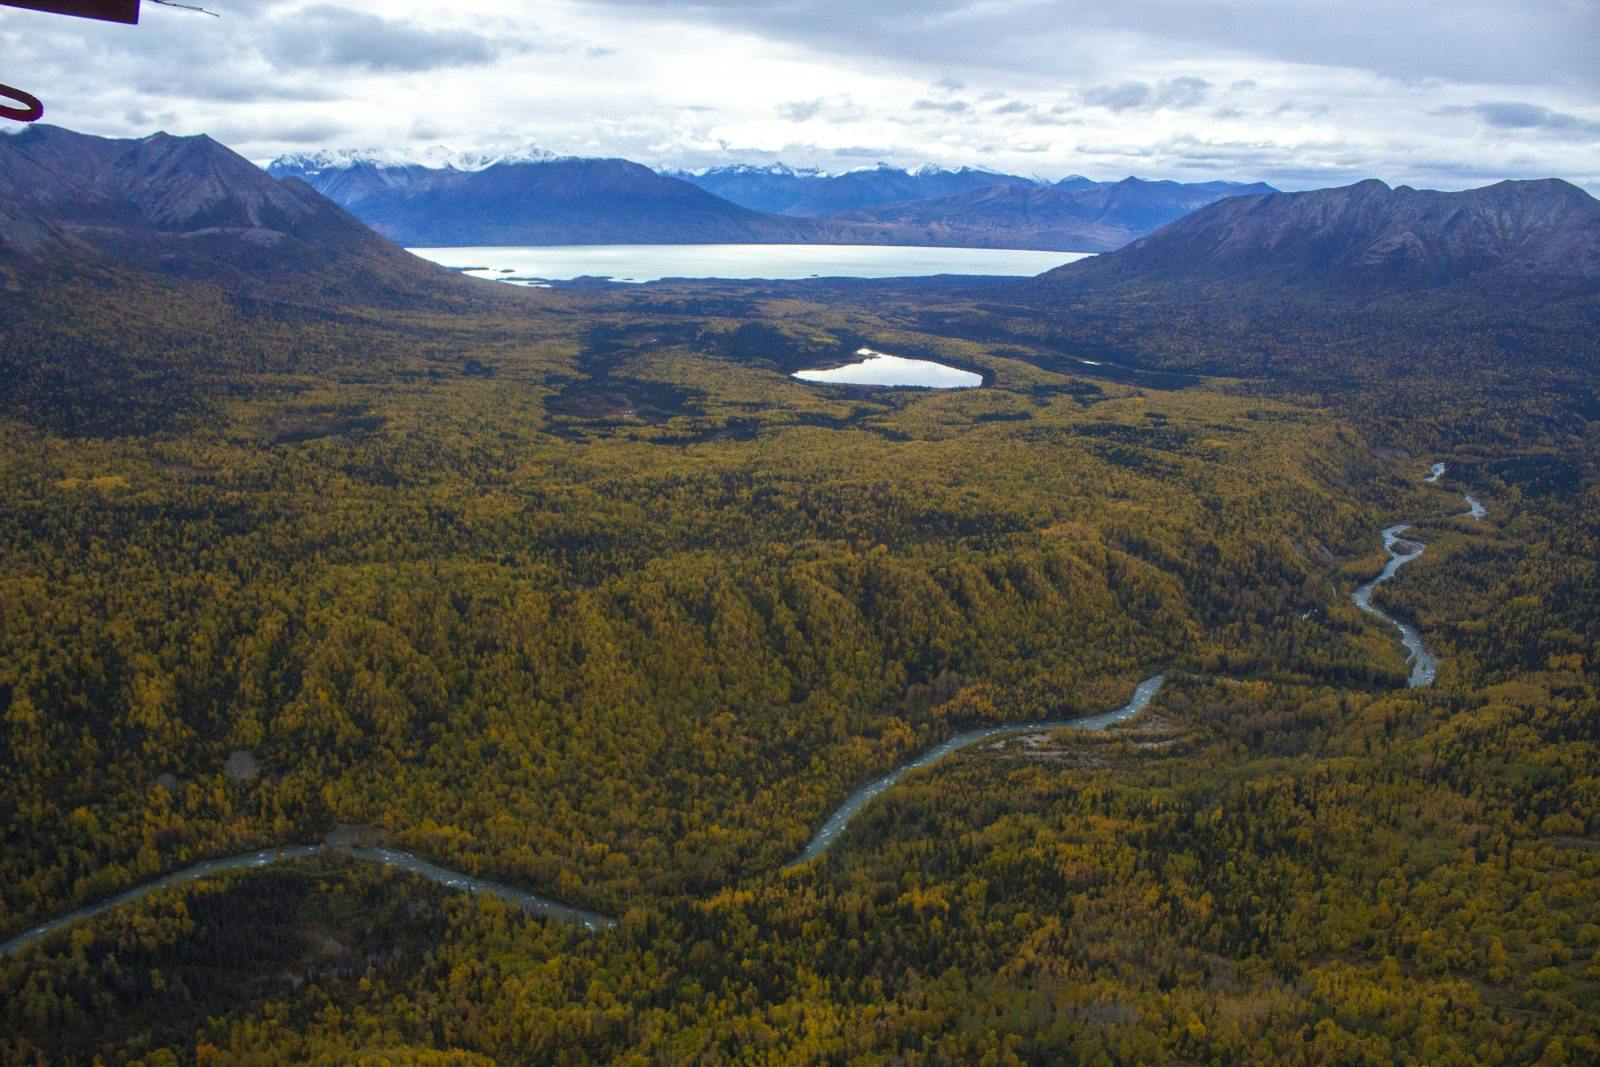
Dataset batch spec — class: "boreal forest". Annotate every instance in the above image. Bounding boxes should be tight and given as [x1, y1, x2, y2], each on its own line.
[0, 105, 1598, 1065]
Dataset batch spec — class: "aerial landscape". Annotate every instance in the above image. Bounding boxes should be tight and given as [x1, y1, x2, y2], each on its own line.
[1, 0, 1598, 1063]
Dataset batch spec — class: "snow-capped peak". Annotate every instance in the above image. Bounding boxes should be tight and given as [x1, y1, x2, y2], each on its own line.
[725, 162, 798, 176]
[459, 145, 560, 170]
[268, 144, 558, 175]
[844, 162, 908, 175]
[668, 162, 829, 178]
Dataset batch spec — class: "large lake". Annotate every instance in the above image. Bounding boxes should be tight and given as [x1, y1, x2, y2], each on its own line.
[408, 244, 1092, 284]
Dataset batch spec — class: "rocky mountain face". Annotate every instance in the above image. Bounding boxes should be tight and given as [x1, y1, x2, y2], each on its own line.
[13, 127, 1588, 305]
[0, 125, 453, 299]
[271, 153, 830, 246]
[1039, 178, 1600, 290]
[274, 147, 1278, 250]
[1075, 178, 1279, 236]
[267, 146, 558, 210]
[826, 177, 1278, 252]
[667, 163, 1034, 216]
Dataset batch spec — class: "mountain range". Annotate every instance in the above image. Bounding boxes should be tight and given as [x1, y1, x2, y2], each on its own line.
[8, 127, 1596, 307]
[824, 177, 1278, 252]
[267, 150, 830, 246]
[267, 149, 1278, 251]
[664, 162, 1036, 216]
[1037, 177, 1600, 293]
[0, 124, 453, 302]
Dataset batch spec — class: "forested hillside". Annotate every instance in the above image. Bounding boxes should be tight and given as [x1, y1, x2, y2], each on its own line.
[3, 252, 1598, 1060]
[0, 264, 1407, 928]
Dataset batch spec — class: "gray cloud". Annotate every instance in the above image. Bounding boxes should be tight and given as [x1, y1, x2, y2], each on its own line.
[777, 95, 860, 121]
[259, 5, 520, 73]
[211, 116, 354, 145]
[1081, 82, 1152, 111]
[586, 0, 1600, 92]
[2, 0, 1595, 192]
[826, 144, 900, 159]
[778, 98, 826, 121]
[1082, 76, 1210, 112]
[1444, 102, 1600, 140]
[1154, 76, 1210, 108]
[1272, 100, 1331, 117]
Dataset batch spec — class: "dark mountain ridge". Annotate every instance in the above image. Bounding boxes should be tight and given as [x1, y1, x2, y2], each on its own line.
[1039, 178, 1600, 291]
[668, 162, 1035, 216]
[0, 125, 454, 301]
[829, 176, 1277, 251]
[971, 176, 1600, 390]
[270, 153, 829, 246]
[275, 147, 1278, 251]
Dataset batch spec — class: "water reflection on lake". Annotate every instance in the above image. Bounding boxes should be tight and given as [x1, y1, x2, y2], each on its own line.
[792, 349, 983, 389]
[408, 243, 1091, 283]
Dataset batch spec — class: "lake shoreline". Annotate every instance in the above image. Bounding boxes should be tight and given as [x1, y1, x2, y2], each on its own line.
[410, 243, 1094, 284]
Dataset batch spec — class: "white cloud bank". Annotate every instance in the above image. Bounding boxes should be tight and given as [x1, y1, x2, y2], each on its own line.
[0, 0, 1595, 190]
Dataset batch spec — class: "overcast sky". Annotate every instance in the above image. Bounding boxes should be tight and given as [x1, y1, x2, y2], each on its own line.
[2, 0, 1597, 189]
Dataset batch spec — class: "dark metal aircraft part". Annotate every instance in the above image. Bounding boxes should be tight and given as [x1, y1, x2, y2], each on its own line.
[0, 1, 140, 23]
[0, 82, 45, 122]
[1, 1, 153, 123]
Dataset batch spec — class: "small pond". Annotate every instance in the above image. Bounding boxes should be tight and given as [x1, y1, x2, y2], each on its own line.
[792, 348, 983, 389]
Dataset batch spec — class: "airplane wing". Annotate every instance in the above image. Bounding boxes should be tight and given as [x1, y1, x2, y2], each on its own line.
[0, 1, 142, 23]
[1, 0, 216, 123]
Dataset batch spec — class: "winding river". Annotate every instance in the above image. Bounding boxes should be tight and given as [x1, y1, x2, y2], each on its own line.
[788, 674, 1166, 867]
[1427, 462, 1485, 522]
[3, 463, 1484, 958]
[1351, 525, 1437, 687]
[1348, 461, 1486, 688]
[1, 679, 1165, 956]
[0, 845, 615, 958]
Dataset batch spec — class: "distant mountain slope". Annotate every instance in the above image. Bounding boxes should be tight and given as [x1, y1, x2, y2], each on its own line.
[1076, 178, 1278, 234]
[1054, 175, 1100, 192]
[268, 146, 1278, 251]
[1038, 178, 1600, 290]
[268, 146, 558, 210]
[0, 125, 454, 300]
[669, 163, 1033, 216]
[271, 152, 827, 246]
[828, 177, 1277, 252]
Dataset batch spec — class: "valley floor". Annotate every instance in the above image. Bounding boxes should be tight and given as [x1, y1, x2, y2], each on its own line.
[0, 275, 1596, 1063]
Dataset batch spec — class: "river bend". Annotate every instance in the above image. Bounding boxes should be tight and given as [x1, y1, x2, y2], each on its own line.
[789, 674, 1166, 866]
[1351, 525, 1437, 687]
[4, 465, 1477, 955]
[0, 845, 615, 958]
[1348, 461, 1486, 688]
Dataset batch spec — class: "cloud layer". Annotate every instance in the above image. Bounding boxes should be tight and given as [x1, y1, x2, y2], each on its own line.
[0, 0, 1595, 190]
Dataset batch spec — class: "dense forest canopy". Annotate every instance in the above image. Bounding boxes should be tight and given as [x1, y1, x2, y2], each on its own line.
[2, 193, 1599, 1061]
